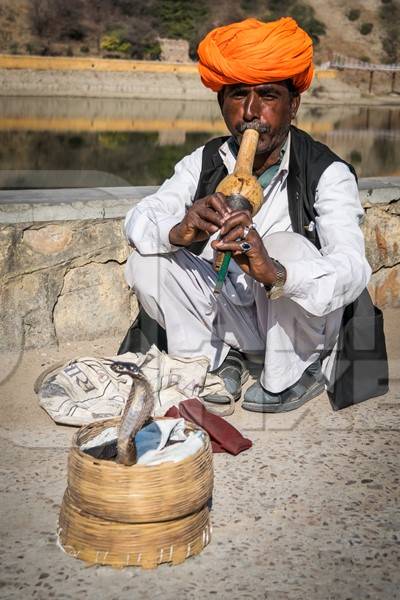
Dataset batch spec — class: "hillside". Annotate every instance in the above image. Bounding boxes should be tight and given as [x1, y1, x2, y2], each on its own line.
[0, 0, 398, 65]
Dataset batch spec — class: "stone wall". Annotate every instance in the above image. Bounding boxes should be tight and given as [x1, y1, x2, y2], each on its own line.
[0, 180, 399, 353]
[0, 218, 138, 353]
[0, 67, 367, 103]
[0, 55, 399, 105]
[0, 55, 213, 101]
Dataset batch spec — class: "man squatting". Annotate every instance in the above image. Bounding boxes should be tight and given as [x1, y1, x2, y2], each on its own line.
[124, 17, 371, 413]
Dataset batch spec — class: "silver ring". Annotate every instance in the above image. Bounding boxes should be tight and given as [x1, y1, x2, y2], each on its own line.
[242, 223, 256, 239]
[240, 241, 252, 253]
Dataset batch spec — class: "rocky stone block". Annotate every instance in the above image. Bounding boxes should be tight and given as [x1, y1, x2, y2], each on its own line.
[53, 261, 137, 345]
[0, 269, 63, 353]
[23, 224, 73, 255]
[368, 264, 400, 309]
[362, 205, 400, 272]
[2, 220, 128, 279]
[0, 225, 15, 278]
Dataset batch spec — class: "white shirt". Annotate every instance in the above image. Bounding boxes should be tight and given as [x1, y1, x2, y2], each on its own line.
[124, 132, 371, 317]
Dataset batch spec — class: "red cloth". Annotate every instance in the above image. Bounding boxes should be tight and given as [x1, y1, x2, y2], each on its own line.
[164, 398, 252, 455]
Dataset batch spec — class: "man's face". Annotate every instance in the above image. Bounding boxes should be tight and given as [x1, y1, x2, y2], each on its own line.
[219, 81, 300, 156]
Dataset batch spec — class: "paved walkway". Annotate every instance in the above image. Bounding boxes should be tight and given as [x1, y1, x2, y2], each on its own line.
[0, 309, 399, 600]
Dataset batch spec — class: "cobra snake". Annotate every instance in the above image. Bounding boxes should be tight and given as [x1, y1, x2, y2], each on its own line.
[110, 361, 155, 466]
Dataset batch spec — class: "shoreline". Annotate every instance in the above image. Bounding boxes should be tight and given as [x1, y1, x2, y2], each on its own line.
[0, 54, 399, 105]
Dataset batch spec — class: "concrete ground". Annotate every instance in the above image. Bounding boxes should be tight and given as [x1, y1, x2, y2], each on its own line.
[0, 309, 399, 600]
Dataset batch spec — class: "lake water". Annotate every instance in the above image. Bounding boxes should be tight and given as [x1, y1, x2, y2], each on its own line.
[0, 97, 399, 189]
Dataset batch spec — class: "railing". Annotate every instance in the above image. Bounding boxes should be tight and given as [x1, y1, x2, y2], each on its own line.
[325, 54, 400, 93]
[328, 54, 400, 72]
[324, 128, 400, 141]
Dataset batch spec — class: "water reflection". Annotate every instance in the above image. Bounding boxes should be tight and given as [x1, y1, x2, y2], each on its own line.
[0, 97, 398, 188]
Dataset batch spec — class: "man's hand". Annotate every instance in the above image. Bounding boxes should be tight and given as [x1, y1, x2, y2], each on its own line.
[169, 193, 232, 247]
[211, 210, 278, 286]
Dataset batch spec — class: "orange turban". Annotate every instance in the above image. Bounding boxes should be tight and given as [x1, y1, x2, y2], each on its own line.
[197, 17, 314, 93]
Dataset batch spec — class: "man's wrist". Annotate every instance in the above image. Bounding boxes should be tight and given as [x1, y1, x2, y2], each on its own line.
[258, 257, 279, 287]
[263, 258, 287, 298]
[169, 223, 186, 247]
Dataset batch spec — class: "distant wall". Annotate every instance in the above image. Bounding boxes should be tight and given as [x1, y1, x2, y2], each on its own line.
[1, 54, 399, 102]
[0, 54, 213, 100]
[0, 179, 399, 353]
[0, 54, 352, 103]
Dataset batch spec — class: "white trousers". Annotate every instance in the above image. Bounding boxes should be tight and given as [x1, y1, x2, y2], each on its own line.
[125, 232, 343, 393]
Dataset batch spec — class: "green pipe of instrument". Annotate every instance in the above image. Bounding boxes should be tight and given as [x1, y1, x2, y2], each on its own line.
[213, 251, 232, 294]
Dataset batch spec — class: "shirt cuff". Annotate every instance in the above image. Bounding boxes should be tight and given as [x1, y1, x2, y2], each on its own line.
[154, 216, 183, 253]
[282, 260, 306, 298]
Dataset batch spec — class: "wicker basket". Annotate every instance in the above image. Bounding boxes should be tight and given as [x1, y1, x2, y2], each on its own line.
[67, 417, 214, 523]
[58, 491, 211, 569]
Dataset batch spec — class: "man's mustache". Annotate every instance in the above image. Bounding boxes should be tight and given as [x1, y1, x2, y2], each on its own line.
[238, 121, 270, 134]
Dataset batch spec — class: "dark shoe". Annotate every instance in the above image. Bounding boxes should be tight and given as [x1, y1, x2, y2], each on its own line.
[203, 348, 249, 405]
[242, 361, 324, 413]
